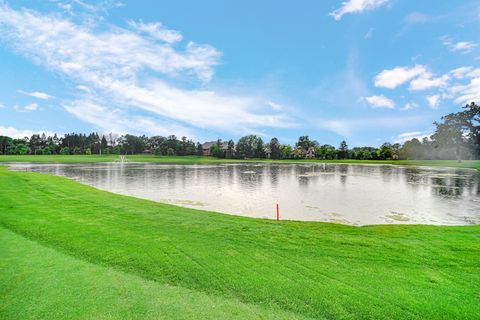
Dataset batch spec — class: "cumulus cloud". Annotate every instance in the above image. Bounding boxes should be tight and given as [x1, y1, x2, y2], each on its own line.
[18, 90, 53, 100]
[409, 73, 449, 91]
[453, 77, 480, 105]
[395, 131, 431, 143]
[364, 95, 395, 108]
[0, 126, 53, 138]
[330, 0, 389, 21]
[449, 67, 474, 79]
[426, 95, 440, 109]
[400, 102, 418, 111]
[372, 63, 479, 108]
[374, 65, 426, 89]
[0, 4, 295, 137]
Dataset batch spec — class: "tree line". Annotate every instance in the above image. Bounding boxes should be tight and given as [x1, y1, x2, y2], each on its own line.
[0, 133, 202, 156]
[1, 103, 478, 160]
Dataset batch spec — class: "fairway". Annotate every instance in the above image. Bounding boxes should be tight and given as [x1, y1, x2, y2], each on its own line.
[0, 228, 308, 320]
[1, 166, 479, 319]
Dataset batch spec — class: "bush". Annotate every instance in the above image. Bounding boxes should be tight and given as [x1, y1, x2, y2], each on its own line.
[42, 147, 52, 155]
[111, 146, 121, 155]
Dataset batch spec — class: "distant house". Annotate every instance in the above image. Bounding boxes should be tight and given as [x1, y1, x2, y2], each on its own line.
[292, 146, 316, 159]
[201, 141, 229, 156]
[305, 147, 316, 159]
[264, 145, 272, 159]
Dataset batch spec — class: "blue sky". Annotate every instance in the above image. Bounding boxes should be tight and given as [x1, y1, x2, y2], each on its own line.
[0, 0, 479, 146]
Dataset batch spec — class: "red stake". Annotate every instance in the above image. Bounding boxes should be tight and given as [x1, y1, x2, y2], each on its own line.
[276, 203, 280, 221]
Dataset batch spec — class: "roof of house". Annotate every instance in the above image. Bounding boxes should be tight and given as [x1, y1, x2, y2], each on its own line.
[202, 141, 216, 149]
[202, 141, 229, 150]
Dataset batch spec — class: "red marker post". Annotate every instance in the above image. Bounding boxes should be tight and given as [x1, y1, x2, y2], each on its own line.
[276, 203, 280, 221]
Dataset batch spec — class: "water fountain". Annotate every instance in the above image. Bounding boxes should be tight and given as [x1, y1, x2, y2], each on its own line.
[115, 155, 128, 163]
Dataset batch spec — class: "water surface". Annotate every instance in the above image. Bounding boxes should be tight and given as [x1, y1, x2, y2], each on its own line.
[8, 162, 480, 225]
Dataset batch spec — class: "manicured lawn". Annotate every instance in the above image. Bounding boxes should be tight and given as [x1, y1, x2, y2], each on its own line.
[0, 154, 479, 171]
[0, 228, 307, 320]
[0, 166, 479, 319]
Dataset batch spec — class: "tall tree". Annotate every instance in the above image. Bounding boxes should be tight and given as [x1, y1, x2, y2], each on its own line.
[295, 136, 314, 150]
[269, 137, 281, 160]
[338, 140, 348, 159]
[0, 136, 13, 155]
[237, 135, 264, 159]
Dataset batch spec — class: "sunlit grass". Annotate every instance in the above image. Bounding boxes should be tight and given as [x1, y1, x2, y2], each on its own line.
[1, 166, 479, 319]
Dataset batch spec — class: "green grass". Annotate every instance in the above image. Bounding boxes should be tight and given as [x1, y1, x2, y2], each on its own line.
[0, 166, 479, 319]
[0, 154, 479, 170]
[0, 228, 308, 320]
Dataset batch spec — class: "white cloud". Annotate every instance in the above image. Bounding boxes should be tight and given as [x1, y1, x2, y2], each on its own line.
[400, 102, 418, 111]
[442, 37, 478, 53]
[374, 65, 426, 89]
[453, 77, 480, 105]
[127, 20, 182, 44]
[330, 0, 389, 21]
[395, 131, 431, 143]
[0, 126, 53, 138]
[265, 101, 285, 111]
[14, 103, 40, 112]
[76, 85, 91, 92]
[466, 68, 480, 78]
[57, 3, 73, 14]
[24, 103, 39, 111]
[372, 63, 479, 109]
[63, 99, 194, 137]
[0, 4, 220, 82]
[0, 4, 296, 136]
[18, 90, 53, 100]
[409, 73, 449, 91]
[61, 0, 124, 14]
[449, 66, 473, 79]
[364, 95, 395, 109]
[426, 95, 440, 109]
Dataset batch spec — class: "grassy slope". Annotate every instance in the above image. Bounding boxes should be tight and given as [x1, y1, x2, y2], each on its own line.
[0, 167, 479, 319]
[0, 228, 309, 320]
[0, 154, 479, 170]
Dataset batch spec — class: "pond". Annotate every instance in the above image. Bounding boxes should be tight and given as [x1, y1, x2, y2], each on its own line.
[8, 162, 480, 225]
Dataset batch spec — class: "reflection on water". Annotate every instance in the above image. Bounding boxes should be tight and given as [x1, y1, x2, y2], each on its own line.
[8, 162, 480, 225]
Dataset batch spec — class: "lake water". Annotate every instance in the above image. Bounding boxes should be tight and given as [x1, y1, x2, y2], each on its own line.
[8, 162, 480, 225]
